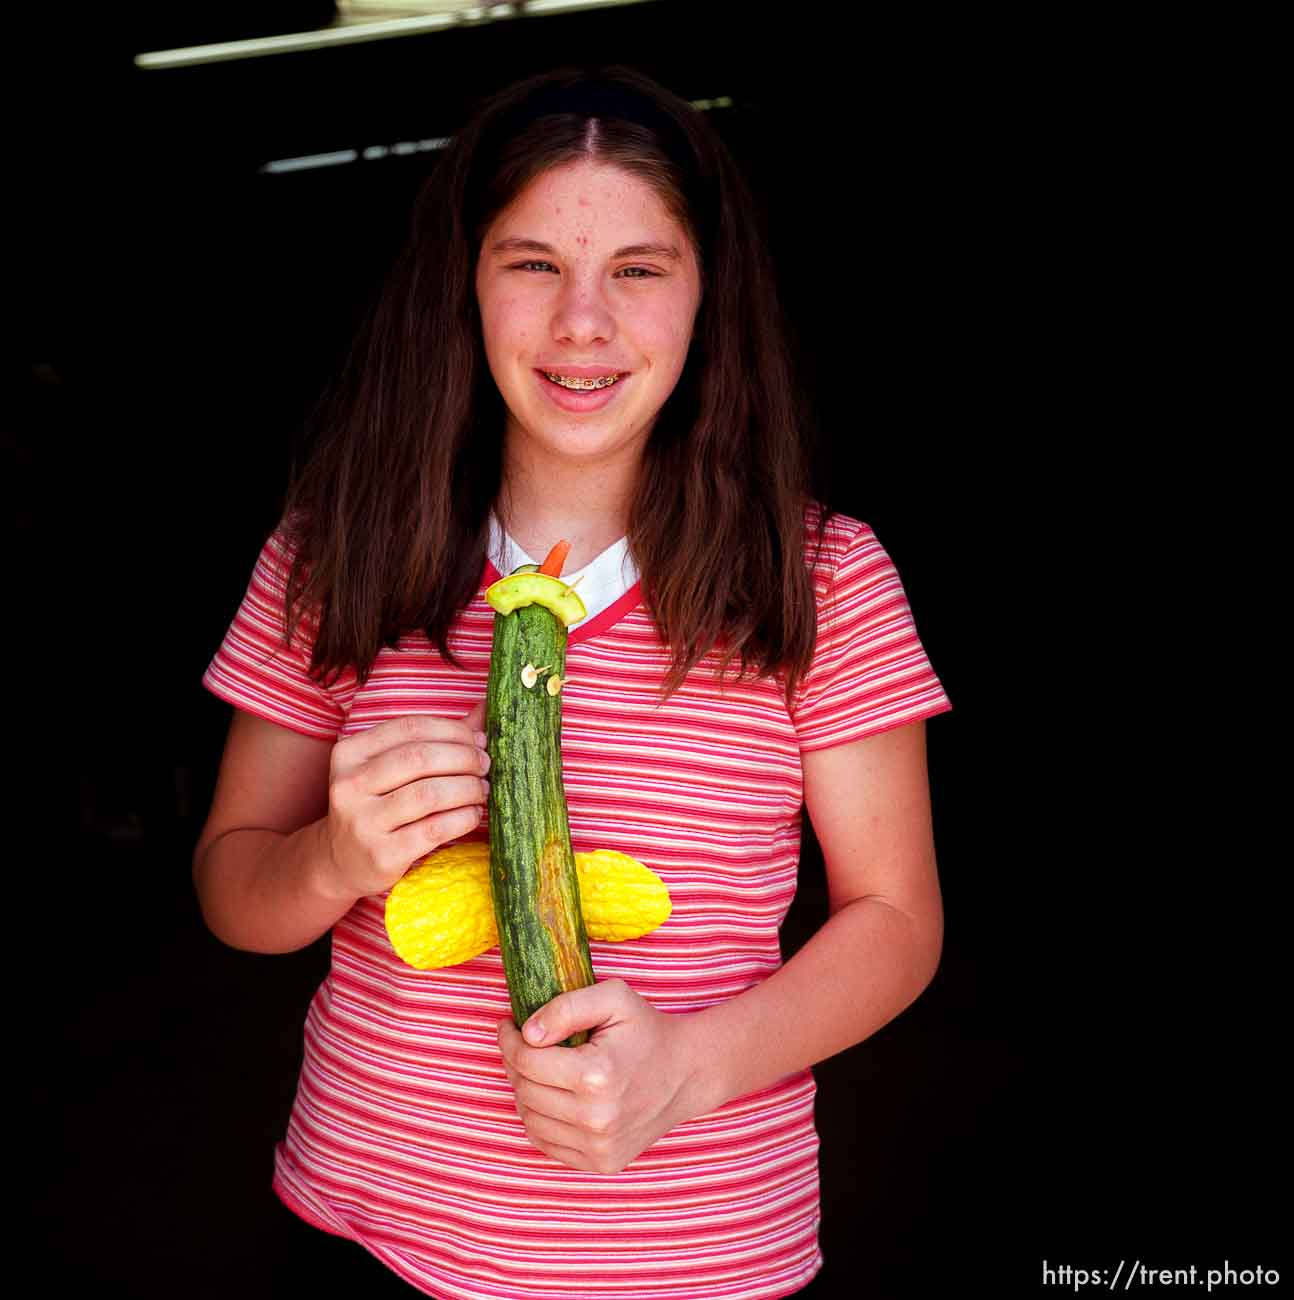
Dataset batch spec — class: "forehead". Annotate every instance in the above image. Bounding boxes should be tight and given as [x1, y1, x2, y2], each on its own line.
[488, 160, 687, 244]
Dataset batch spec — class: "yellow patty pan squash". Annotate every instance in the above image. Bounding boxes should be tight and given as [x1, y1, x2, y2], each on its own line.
[385, 841, 671, 970]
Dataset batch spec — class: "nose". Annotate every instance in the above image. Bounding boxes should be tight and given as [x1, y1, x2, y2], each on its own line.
[550, 271, 616, 347]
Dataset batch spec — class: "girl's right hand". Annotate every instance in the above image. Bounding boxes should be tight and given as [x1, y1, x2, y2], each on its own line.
[319, 700, 490, 901]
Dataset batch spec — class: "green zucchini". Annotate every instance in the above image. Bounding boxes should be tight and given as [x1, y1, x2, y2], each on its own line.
[485, 558, 595, 1047]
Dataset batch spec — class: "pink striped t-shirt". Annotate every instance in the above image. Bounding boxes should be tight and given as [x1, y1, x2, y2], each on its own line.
[201, 506, 952, 1300]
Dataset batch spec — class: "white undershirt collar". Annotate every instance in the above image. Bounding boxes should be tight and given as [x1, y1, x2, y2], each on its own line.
[487, 513, 640, 629]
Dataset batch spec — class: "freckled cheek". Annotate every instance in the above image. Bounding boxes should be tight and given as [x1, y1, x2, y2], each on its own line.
[640, 321, 695, 381]
[480, 299, 538, 361]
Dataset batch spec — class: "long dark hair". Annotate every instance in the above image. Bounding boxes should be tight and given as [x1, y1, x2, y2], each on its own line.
[280, 63, 832, 703]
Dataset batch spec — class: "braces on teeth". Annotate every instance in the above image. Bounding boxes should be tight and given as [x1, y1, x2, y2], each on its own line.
[544, 372, 620, 390]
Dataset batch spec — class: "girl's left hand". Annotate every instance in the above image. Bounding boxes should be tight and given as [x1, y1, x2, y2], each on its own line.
[496, 979, 704, 1173]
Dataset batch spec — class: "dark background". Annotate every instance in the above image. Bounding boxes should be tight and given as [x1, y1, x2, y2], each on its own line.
[14, 3, 1278, 1297]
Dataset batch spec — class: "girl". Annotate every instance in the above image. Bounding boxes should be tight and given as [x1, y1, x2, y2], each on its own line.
[194, 64, 951, 1300]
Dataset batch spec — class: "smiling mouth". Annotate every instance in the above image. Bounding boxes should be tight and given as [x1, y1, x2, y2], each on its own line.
[539, 371, 624, 390]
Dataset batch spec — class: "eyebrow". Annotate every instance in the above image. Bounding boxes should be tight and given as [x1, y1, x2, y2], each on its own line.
[488, 236, 682, 262]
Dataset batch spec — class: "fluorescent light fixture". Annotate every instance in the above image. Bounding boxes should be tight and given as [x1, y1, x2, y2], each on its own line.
[261, 149, 361, 173]
[260, 138, 451, 172]
[257, 96, 731, 175]
[135, 0, 653, 68]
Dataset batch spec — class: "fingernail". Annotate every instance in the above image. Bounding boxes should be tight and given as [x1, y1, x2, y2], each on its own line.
[475, 731, 488, 749]
[481, 779, 490, 798]
[524, 1021, 545, 1044]
[480, 750, 491, 774]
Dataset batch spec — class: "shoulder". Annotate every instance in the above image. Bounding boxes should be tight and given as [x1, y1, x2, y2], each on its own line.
[799, 499, 874, 588]
[256, 526, 297, 582]
[244, 514, 315, 595]
[230, 516, 325, 653]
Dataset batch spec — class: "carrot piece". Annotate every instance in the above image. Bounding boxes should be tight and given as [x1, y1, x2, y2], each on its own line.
[538, 539, 571, 578]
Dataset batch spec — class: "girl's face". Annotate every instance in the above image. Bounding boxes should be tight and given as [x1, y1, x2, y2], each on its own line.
[475, 159, 703, 479]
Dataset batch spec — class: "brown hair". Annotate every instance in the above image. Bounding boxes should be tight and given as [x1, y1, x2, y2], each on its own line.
[280, 64, 832, 703]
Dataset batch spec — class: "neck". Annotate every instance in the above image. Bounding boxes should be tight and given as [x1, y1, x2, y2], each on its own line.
[498, 445, 640, 571]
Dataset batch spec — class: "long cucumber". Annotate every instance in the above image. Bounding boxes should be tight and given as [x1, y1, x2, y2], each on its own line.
[484, 558, 594, 1046]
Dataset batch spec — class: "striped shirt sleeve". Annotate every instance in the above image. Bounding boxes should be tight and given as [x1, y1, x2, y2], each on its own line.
[201, 529, 345, 741]
[791, 518, 952, 751]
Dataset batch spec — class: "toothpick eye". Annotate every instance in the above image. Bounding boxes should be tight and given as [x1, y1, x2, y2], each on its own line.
[520, 662, 552, 689]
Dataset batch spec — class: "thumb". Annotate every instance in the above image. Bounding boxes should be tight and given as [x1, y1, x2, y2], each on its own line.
[463, 697, 487, 734]
[523, 982, 616, 1046]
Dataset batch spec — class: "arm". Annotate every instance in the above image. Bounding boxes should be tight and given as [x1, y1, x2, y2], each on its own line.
[193, 703, 490, 954]
[192, 709, 342, 954]
[497, 718, 944, 1172]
